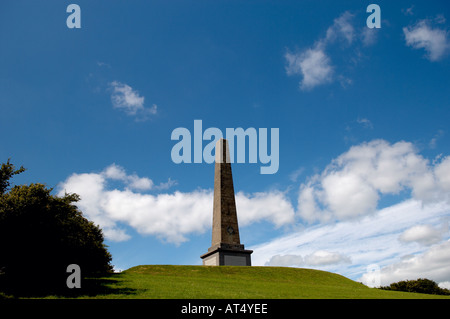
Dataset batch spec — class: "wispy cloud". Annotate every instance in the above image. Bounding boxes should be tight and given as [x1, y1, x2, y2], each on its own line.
[356, 117, 373, 129]
[429, 129, 444, 149]
[96, 61, 111, 68]
[252, 199, 450, 287]
[361, 27, 379, 47]
[109, 81, 157, 120]
[325, 11, 355, 45]
[289, 167, 305, 183]
[403, 18, 449, 61]
[285, 45, 333, 90]
[285, 11, 373, 91]
[402, 6, 414, 16]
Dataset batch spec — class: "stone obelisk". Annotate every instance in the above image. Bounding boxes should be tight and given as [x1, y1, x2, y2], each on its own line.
[200, 138, 253, 266]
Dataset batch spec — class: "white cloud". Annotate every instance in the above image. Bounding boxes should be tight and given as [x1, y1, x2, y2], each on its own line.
[109, 81, 157, 119]
[297, 140, 450, 223]
[103, 163, 153, 191]
[103, 163, 127, 180]
[285, 45, 333, 90]
[403, 19, 449, 61]
[58, 164, 294, 244]
[266, 254, 304, 267]
[268, 251, 350, 267]
[59, 165, 206, 243]
[436, 156, 450, 193]
[236, 191, 295, 228]
[110, 81, 144, 114]
[399, 224, 445, 246]
[102, 189, 212, 244]
[304, 250, 351, 266]
[439, 281, 450, 289]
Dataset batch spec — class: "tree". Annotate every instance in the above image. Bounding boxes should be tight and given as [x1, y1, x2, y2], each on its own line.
[381, 278, 450, 296]
[0, 158, 25, 195]
[0, 160, 112, 295]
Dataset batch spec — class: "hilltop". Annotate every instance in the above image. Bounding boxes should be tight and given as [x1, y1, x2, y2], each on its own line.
[66, 265, 450, 299]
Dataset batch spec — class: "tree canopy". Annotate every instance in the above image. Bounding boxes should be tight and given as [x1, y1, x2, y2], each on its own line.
[0, 159, 112, 296]
[0, 159, 25, 195]
[381, 278, 450, 296]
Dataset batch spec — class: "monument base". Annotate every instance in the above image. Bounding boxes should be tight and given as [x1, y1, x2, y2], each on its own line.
[200, 243, 253, 266]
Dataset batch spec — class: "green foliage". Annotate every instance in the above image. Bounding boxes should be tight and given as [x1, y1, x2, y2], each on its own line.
[0, 160, 112, 296]
[380, 278, 450, 296]
[0, 158, 25, 195]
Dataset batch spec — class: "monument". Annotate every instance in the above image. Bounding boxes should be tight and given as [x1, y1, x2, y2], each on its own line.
[200, 139, 253, 266]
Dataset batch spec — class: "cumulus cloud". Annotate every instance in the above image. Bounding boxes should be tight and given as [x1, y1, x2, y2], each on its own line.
[109, 81, 157, 119]
[399, 224, 446, 246]
[101, 189, 212, 244]
[58, 164, 183, 242]
[403, 18, 449, 61]
[236, 191, 295, 228]
[297, 140, 450, 223]
[104, 163, 153, 191]
[58, 164, 294, 244]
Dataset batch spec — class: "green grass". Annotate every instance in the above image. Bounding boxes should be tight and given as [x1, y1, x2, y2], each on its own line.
[61, 265, 450, 299]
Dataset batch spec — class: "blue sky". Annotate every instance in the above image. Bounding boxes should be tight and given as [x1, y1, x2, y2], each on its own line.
[1, 1, 450, 287]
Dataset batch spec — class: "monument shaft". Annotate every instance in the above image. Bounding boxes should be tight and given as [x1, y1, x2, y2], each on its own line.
[212, 139, 241, 246]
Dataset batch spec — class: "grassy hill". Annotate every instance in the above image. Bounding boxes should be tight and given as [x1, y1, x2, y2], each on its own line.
[68, 265, 450, 299]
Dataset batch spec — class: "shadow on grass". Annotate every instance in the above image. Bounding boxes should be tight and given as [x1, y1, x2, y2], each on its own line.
[0, 273, 138, 299]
